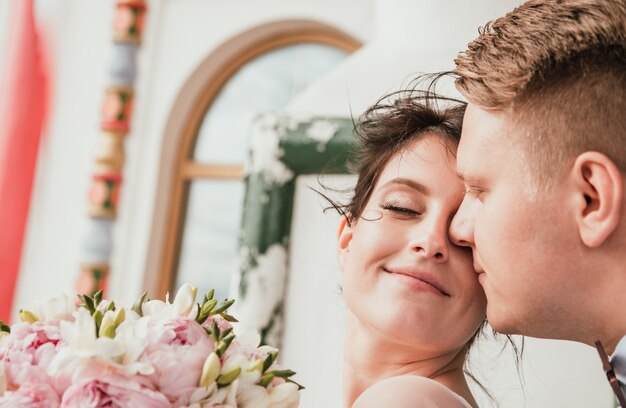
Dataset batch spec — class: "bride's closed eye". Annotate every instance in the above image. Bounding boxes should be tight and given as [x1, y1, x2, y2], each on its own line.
[379, 201, 422, 217]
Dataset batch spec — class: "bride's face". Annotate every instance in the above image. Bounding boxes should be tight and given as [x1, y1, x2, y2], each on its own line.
[339, 135, 486, 354]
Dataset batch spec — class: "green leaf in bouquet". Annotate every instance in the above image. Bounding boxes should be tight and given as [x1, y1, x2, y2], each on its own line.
[286, 378, 306, 391]
[259, 372, 275, 388]
[202, 299, 217, 315]
[202, 289, 215, 304]
[132, 292, 148, 317]
[19, 309, 39, 324]
[267, 369, 296, 378]
[93, 310, 104, 336]
[93, 290, 103, 307]
[219, 312, 239, 323]
[105, 300, 116, 313]
[77, 294, 95, 314]
[196, 299, 218, 324]
[211, 299, 235, 315]
[215, 334, 236, 357]
[262, 350, 278, 373]
[220, 327, 233, 339]
[210, 320, 220, 343]
[203, 327, 212, 338]
[0, 320, 10, 333]
[217, 367, 241, 387]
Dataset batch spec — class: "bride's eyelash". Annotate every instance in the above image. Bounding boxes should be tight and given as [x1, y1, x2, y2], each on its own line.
[380, 202, 420, 216]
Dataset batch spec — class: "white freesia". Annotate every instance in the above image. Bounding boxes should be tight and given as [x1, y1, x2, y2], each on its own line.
[142, 283, 197, 319]
[141, 299, 167, 318]
[172, 283, 197, 316]
[98, 311, 116, 338]
[108, 313, 153, 375]
[199, 352, 221, 387]
[222, 353, 261, 398]
[47, 308, 124, 376]
[237, 384, 271, 408]
[187, 380, 238, 408]
[47, 307, 154, 382]
[269, 382, 299, 408]
[221, 353, 247, 375]
[33, 293, 73, 322]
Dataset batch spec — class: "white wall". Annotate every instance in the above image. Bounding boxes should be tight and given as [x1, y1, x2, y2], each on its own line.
[288, 0, 524, 116]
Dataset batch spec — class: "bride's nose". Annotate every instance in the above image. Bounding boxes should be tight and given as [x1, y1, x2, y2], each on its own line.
[408, 217, 449, 263]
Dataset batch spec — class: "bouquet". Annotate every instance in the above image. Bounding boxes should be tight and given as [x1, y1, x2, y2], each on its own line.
[0, 284, 302, 407]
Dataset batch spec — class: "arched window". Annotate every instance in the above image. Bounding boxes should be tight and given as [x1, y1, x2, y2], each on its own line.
[147, 20, 361, 299]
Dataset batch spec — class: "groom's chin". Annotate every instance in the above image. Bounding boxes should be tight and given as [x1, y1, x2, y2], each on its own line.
[485, 305, 521, 335]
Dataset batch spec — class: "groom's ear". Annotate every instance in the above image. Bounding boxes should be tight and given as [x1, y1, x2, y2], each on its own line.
[571, 152, 624, 248]
[337, 216, 353, 270]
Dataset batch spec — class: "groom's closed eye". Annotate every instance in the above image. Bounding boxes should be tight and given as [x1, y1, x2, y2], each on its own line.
[465, 186, 485, 201]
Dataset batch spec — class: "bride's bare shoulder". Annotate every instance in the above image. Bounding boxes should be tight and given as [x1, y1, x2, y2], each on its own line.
[352, 375, 471, 408]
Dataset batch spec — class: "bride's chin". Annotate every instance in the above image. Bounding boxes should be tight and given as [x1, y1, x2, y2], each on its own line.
[359, 307, 438, 342]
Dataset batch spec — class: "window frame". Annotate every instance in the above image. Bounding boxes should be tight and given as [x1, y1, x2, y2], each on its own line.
[145, 20, 361, 298]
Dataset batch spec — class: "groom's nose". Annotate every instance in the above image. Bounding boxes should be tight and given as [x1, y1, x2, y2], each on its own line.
[449, 198, 475, 248]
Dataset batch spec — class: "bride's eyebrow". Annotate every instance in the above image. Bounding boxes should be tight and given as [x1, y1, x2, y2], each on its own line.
[380, 178, 429, 195]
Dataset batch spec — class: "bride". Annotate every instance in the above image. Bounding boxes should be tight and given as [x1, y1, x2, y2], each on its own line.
[336, 91, 486, 407]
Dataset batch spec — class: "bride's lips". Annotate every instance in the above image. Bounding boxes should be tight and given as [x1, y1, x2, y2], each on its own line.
[383, 267, 450, 297]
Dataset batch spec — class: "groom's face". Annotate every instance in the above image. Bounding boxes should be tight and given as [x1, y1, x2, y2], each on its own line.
[449, 103, 577, 336]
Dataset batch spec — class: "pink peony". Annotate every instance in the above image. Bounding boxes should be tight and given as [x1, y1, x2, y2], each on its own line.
[0, 382, 60, 408]
[142, 317, 214, 406]
[61, 374, 170, 408]
[0, 322, 65, 394]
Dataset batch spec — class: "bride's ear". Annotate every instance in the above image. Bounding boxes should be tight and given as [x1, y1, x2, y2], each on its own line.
[338, 216, 353, 270]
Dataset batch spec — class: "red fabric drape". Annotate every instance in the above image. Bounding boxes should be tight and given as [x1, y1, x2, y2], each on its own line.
[0, 0, 48, 322]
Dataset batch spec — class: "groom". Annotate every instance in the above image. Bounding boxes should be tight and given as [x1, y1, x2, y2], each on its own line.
[448, 0, 626, 402]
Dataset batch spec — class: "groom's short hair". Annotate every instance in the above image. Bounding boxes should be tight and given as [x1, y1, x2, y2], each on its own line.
[454, 0, 626, 190]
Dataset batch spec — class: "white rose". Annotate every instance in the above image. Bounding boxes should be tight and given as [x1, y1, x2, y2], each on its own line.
[33, 293, 73, 322]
